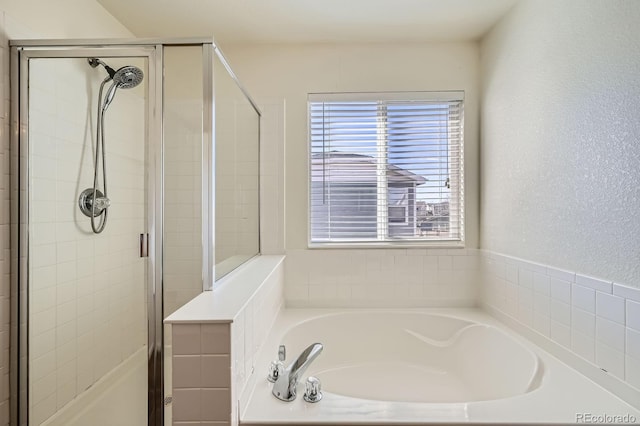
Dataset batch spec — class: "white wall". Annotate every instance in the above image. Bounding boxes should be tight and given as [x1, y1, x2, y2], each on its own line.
[225, 42, 480, 306]
[480, 0, 640, 288]
[0, 0, 131, 38]
[0, 3, 134, 425]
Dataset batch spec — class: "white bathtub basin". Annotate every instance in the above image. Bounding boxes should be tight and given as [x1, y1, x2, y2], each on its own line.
[242, 308, 640, 425]
[282, 312, 540, 403]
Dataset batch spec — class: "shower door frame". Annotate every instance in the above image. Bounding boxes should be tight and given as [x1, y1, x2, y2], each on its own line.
[10, 41, 168, 426]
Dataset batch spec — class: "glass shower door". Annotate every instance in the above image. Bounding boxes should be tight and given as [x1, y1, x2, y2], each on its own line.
[25, 54, 151, 426]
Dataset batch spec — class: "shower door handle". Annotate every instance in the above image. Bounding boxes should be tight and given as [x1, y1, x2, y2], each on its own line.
[140, 233, 149, 258]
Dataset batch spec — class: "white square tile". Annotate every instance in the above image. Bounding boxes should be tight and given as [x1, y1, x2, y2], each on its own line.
[595, 317, 625, 352]
[546, 266, 575, 283]
[627, 300, 640, 331]
[595, 342, 625, 380]
[533, 272, 550, 296]
[437, 256, 452, 270]
[31, 351, 56, 381]
[625, 355, 640, 389]
[550, 320, 571, 348]
[518, 269, 533, 288]
[173, 324, 201, 355]
[572, 284, 595, 313]
[32, 372, 56, 405]
[575, 273, 612, 293]
[533, 312, 550, 337]
[550, 300, 570, 326]
[505, 264, 518, 283]
[612, 283, 640, 303]
[486, 259, 505, 280]
[572, 330, 595, 363]
[572, 307, 595, 337]
[518, 306, 534, 327]
[31, 394, 57, 426]
[505, 281, 518, 302]
[172, 355, 201, 388]
[533, 293, 550, 316]
[518, 287, 533, 309]
[627, 328, 640, 360]
[31, 329, 55, 360]
[550, 278, 571, 303]
[595, 292, 625, 324]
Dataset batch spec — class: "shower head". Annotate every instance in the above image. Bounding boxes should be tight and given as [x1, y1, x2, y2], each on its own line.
[101, 65, 144, 112]
[89, 58, 144, 88]
[112, 66, 144, 89]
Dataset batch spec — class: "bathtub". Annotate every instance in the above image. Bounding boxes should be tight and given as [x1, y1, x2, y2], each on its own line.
[241, 309, 640, 425]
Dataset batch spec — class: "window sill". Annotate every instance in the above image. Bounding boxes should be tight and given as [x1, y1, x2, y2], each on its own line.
[307, 241, 465, 249]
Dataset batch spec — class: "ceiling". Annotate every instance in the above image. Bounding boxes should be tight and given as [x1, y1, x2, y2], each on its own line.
[97, 0, 517, 45]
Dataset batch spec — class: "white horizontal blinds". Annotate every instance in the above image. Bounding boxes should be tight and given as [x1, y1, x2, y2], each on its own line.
[309, 92, 464, 243]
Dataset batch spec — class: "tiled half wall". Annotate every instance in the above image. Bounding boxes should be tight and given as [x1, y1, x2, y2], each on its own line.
[285, 248, 481, 307]
[481, 250, 640, 392]
[171, 260, 283, 425]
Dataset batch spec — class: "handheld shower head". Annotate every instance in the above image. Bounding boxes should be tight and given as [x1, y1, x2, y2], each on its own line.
[113, 66, 144, 89]
[100, 65, 144, 112]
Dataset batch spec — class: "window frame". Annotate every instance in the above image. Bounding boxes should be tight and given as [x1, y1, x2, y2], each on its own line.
[307, 91, 465, 249]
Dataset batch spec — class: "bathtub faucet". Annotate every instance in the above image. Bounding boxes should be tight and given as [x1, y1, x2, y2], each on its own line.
[272, 342, 323, 401]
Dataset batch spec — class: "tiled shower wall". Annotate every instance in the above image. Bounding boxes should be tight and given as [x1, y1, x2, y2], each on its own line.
[481, 251, 640, 392]
[163, 101, 203, 317]
[28, 58, 147, 424]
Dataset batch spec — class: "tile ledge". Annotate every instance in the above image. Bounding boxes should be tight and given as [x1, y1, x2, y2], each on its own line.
[164, 255, 285, 324]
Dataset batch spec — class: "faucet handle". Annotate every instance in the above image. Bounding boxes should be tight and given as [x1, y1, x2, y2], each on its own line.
[303, 376, 323, 403]
[267, 345, 287, 383]
[267, 360, 284, 383]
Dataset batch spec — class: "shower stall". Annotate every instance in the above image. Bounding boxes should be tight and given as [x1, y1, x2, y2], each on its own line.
[10, 39, 261, 425]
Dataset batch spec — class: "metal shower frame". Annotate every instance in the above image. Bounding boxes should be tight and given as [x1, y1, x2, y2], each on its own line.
[9, 37, 260, 426]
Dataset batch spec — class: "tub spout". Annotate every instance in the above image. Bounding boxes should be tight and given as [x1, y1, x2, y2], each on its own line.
[272, 343, 323, 401]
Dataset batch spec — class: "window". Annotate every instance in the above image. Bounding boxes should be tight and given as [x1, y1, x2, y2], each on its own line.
[309, 92, 464, 245]
[388, 187, 409, 224]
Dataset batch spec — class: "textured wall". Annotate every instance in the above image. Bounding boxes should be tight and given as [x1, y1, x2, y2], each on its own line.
[480, 0, 640, 287]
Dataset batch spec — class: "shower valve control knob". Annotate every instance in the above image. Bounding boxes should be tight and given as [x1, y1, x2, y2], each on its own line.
[79, 188, 110, 218]
[303, 376, 322, 403]
[94, 196, 111, 210]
